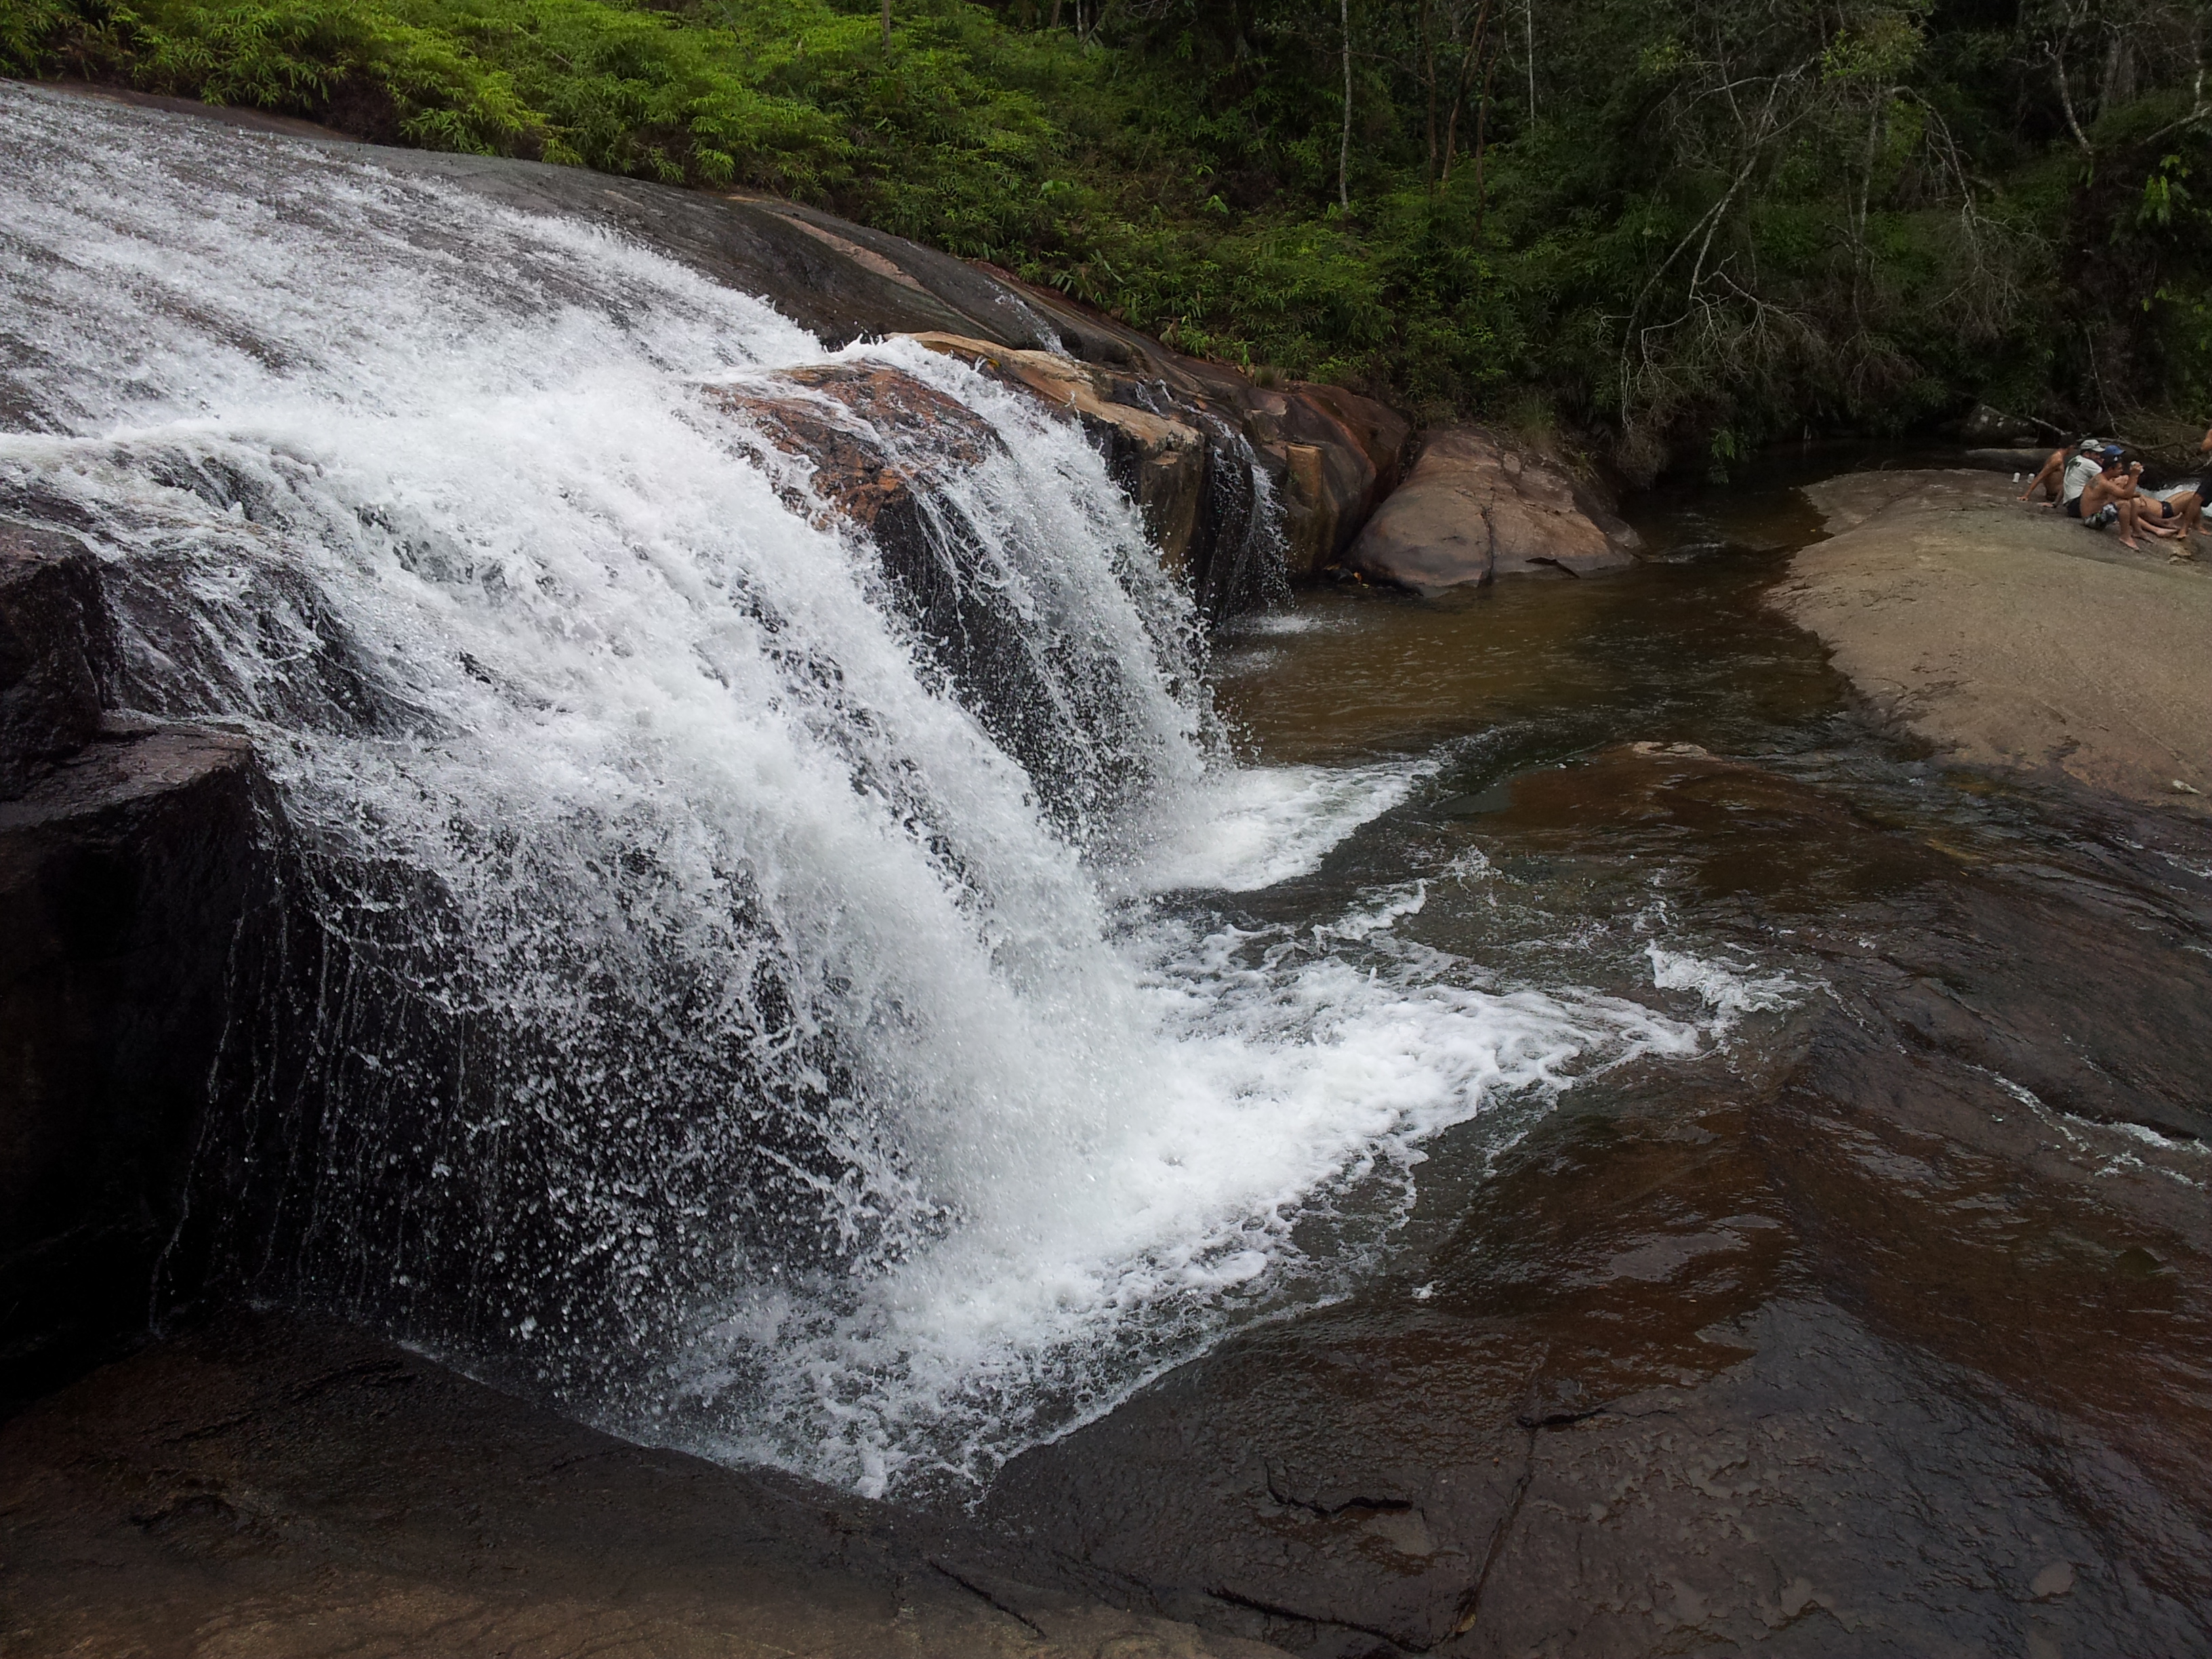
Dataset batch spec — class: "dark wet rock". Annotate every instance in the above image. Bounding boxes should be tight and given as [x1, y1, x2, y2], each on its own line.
[0, 1309, 1288, 1658]
[0, 519, 112, 798]
[0, 719, 272, 1403]
[3, 507, 282, 1397]
[1343, 430, 1639, 595]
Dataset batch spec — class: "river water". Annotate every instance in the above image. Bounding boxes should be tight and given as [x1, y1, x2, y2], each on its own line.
[5, 86, 2210, 1641]
[983, 470, 2212, 1650]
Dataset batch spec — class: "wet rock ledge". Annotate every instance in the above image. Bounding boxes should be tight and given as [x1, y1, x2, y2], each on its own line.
[0, 504, 1278, 1659]
[45, 82, 1411, 607]
[37, 82, 1639, 607]
[0, 520, 272, 1408]
[1, 1309, 1284, 1659]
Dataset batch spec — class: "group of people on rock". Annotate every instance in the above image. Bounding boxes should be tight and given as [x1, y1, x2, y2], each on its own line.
[2018, 426, 2212, 559]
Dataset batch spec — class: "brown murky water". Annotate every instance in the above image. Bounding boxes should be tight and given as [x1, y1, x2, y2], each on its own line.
[976, 463, 2212, 1658]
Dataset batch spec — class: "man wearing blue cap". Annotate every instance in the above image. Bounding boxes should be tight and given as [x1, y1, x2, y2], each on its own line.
[2067, 447, 2138, 531]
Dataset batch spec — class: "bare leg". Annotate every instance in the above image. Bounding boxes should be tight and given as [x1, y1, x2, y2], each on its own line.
[2140, 493, 2199, 541]
[2021, 447, 2066, 503]
[2117, 499, 2143, 549]
[2169, 492, 2203, 557]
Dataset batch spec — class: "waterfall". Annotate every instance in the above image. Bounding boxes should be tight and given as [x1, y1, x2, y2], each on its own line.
[1, 84, 1715, 1498]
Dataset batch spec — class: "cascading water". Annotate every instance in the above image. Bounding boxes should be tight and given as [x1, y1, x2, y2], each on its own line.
[1, 84, 1735, 1498]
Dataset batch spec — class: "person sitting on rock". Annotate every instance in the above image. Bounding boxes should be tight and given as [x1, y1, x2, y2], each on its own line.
[2124, 480, 2203, 558]
[2020, 436, 2106, 506]
[2068, 449, 2138, 530]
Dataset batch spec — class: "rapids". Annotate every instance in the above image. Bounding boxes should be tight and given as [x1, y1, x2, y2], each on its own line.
[0, 83, 1746, 1497]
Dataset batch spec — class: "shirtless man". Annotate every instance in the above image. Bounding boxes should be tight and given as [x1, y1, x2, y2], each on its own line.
[2068, 450, 2139, 533]
[2020, 436, 2105, 505]
[2070, 452, 2192, 552]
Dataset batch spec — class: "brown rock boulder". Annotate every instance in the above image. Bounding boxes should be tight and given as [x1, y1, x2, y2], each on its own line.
[1237, 382, 1409, 580]
[1343, 428, 1641, 595]
[907, 333, 1209, 577]
[703, 362, 998, 533]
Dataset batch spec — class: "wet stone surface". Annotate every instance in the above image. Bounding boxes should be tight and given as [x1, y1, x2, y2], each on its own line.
[981, 746, 2212, 1656]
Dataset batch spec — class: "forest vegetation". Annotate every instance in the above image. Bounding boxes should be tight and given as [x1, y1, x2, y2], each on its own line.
[6, 0, 2209, 474]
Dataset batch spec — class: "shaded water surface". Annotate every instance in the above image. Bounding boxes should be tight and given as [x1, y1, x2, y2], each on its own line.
[979, 464, 2212, 1658]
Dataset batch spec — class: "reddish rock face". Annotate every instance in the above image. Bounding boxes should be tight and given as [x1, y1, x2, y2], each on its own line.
[1345, 428, 1641, 594]
[701, 363, 998, 533]
[905, 333, 1211, 578]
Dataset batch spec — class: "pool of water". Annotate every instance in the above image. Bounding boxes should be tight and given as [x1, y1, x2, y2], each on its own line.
[970, 457, 2212, 1656]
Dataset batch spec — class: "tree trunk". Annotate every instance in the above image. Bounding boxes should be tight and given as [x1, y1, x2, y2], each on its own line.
[1338, 0, 1353, 209]
[1440, 0, 1492, 183]
[881, 0, 891, 53]
[1472, 30, 1504, 237]
[1422, 0, 1437, 188]
[1523, 0, 1536, 122]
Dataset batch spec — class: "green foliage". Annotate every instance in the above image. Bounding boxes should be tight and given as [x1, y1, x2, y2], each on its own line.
[6, 0, 2209, 467]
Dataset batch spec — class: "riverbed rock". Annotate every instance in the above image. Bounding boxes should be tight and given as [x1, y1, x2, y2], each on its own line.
[0, 719, 271, 1404]
[1343, 429, 1640, 594]
[0, 520, 112, 798]
[1774, 468, 2212, 808]
[977, 743, 2212, 1658]
[0, 1309, 1290, 1659]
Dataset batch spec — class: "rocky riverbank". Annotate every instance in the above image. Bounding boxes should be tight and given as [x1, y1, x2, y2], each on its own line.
[0, 1311, 1286, 1659]
[1771, 469, 2211, 811]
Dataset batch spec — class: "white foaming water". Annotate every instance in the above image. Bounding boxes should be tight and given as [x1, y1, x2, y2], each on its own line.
[1645, 942, 1804, 1029]
[3, 85, 1729, 1497]
[1130, 758, 1434, 893]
